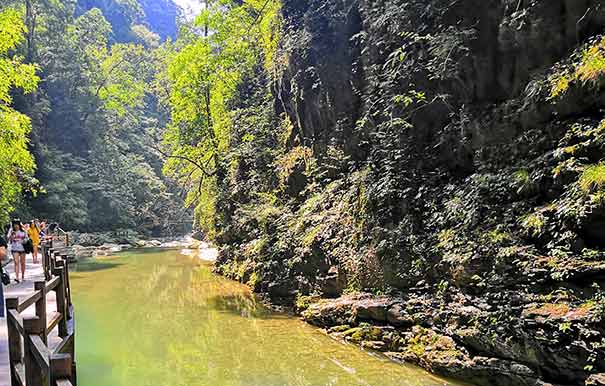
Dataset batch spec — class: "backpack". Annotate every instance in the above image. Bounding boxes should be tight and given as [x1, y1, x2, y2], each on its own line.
[1, 265, 9, 286]
[23, 238, 33, 254]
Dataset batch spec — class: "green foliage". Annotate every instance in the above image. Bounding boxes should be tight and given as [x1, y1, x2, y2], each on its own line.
[549, 36, 605, 98]
[0, 7, 39, 223]
[0, 1, 186, 232]
[75, 0, 144, 42]
[578, 164, 605, 194]
[161, 0, 281, 238]
[521, 213, 545, 237]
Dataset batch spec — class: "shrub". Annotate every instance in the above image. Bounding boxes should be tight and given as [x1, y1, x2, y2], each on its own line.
[522, 213, 545, 237]
[576, 37, 605, 86]
[549, 37, 605, 98]
[579, 164, 605, 194]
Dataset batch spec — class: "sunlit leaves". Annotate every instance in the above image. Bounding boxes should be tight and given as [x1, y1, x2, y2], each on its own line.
[162, 1, 281, 236]
[0, 7, 39, 222]
[96, 43, 147, 117]
[0, 8, 25, 54]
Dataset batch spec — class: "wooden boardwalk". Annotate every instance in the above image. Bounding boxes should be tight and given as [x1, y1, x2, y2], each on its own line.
[1, 257, 58, 386]
[1, 239, 75, 386]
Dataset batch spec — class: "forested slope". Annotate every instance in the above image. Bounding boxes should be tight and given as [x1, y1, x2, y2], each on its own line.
[1, 0, 183, 233]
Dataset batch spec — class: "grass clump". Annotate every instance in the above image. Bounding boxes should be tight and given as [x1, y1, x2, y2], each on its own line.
[579, 164, 605, 194]
[576, 37, 605, 85]
[486, 229, 511, 244]
[549, 72, 572, 99]
[277, 145, 312, 184]
[549, 37, 605, 98]
[514, 169, 530, 185]
[247, 271, 261, 289]
[522, 213, 545, 237]
[302, 225, 323, 248]
[437, 228, 456, 249]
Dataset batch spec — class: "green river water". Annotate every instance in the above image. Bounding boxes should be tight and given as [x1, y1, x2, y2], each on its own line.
[71, 248, 464, 386]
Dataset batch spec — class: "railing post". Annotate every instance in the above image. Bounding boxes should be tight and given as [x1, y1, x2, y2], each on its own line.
[23, 316, 47, 386]
[50, 353, 72, 384]
[44, 244, 52, 281]
[55, 266, 68, 338]
[41, 243, 47, 280]
[34, 281, 48, 344]
[6, 297, 22, 385]
[60, 256, 72, 309]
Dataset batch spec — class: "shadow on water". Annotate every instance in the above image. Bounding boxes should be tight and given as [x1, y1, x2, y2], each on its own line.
[207, 293, 276, 319]
[73, 261, 124, 273]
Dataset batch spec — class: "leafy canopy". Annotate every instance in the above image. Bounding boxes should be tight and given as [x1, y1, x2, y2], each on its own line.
[0, 7, 39, 223]
[161, 0, 281, 237]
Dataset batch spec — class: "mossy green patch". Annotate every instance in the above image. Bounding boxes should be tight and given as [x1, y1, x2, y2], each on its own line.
[579, 164, 605, 194]
[549, 36, 605, 98]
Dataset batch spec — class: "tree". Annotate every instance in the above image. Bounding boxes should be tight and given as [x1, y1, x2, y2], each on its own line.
[0, 7, 39, 223]
[21, 3, 182, 233]
[161, 0, 281, 237]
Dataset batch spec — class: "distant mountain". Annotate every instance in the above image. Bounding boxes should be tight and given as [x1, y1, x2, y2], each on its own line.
[76, 0, 181, 42]
[138, 0, 180, 40]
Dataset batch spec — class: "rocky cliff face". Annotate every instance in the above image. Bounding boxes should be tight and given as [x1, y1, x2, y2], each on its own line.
[216, 1, 605, 385]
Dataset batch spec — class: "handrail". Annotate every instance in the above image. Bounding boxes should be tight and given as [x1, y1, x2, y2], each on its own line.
[4, 239, 77, 386]
[54, 226, 70, 248]
[16, 290, 43, 313]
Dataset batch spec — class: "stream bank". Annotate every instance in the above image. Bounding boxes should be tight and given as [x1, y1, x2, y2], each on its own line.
[64, 232, 203, 259]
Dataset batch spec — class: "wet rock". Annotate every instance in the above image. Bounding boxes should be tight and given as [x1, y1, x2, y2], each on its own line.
[384, 351, 418, 363]
[458, 357, 539, 386]
[361, 340, 386, 351]
[267, 281, 292, 299]
[387, 303, 414, 327]
[318, 266, 345, 297]
[134, 240, 147, 248]
[355, 297, 390, 322]
[72, 245, 96, 259]
[149, 240, 162, 247]
[97, 243, 122, 252]
[191, 231, 204, 241]
[586, 374, 605, 386]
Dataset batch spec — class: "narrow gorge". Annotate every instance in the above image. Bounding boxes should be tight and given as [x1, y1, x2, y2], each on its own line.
[3, 1, 605, 385]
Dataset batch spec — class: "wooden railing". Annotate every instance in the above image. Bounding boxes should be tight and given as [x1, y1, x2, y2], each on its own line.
[5, 240, 76, 386]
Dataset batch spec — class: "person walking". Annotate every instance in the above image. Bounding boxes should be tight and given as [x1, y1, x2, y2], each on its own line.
[8, 220, 27, 282]
[0, 233, 7, 317]
[28, 219, 41, 264]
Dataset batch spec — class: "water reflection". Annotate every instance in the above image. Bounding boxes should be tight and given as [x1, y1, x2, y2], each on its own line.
[72, 250, 463, 386]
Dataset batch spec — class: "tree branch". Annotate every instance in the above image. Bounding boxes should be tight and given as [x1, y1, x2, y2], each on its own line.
[149, 143, 216, 177]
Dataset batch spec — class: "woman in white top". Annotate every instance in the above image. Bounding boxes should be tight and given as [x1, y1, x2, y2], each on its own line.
[8, 220, 27, 282]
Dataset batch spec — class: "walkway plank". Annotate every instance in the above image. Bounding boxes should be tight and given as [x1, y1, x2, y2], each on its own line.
[0, 257, 59, 386]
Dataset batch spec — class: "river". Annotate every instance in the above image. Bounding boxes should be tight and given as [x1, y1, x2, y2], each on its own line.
[71, 248, 464, 386]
